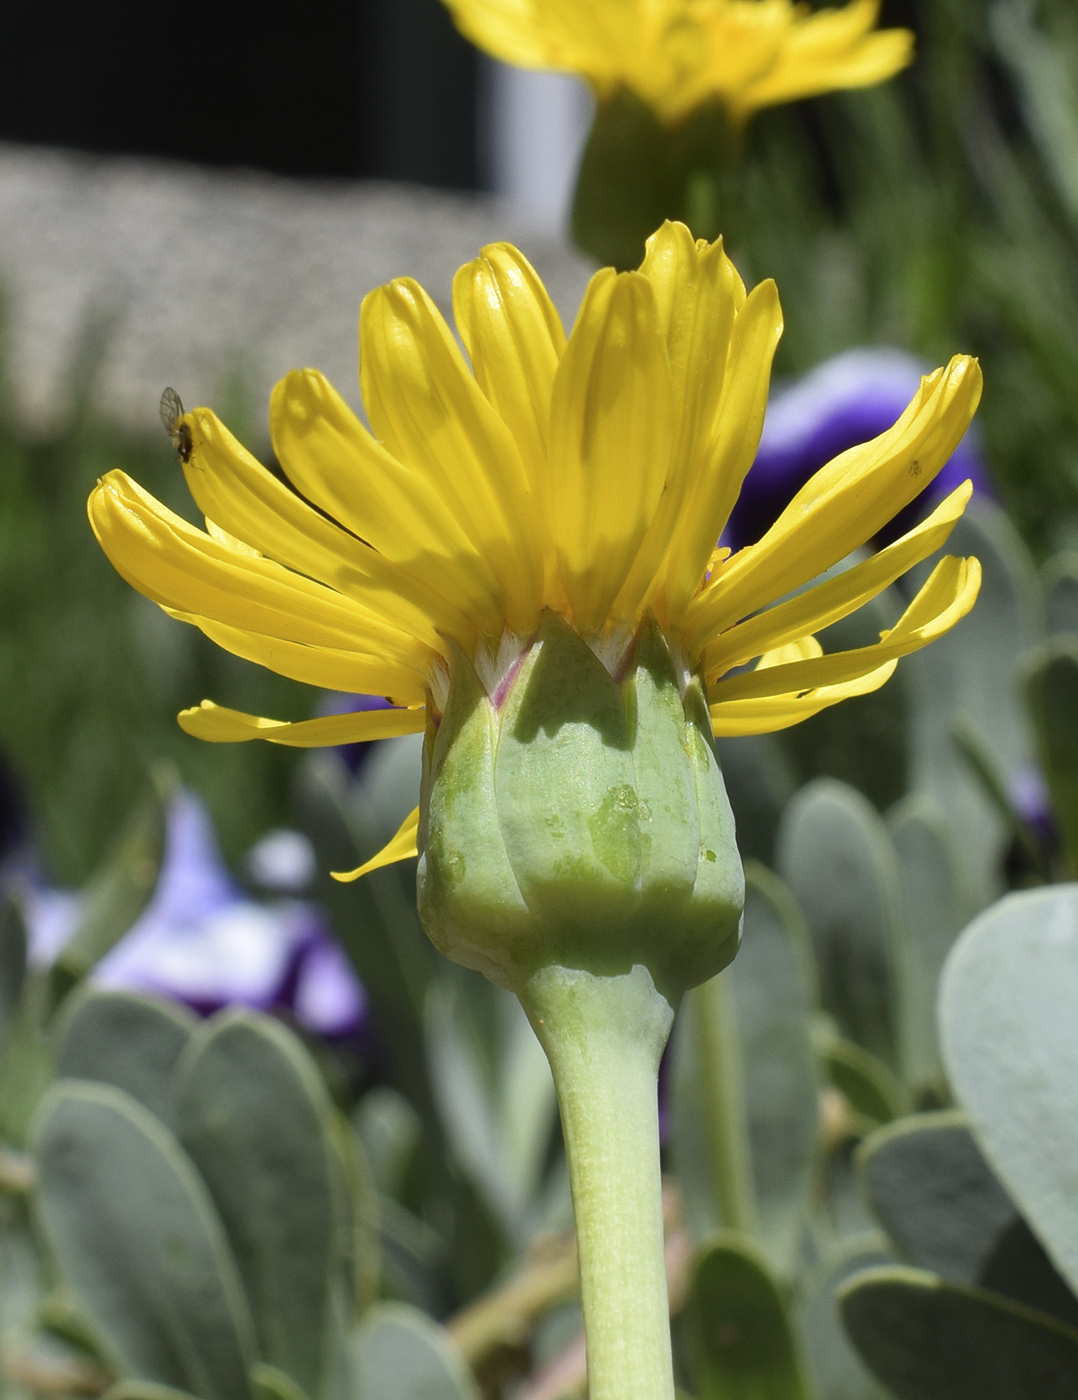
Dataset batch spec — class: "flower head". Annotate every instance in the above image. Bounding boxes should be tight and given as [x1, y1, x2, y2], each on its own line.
[444, 0, 913, 126]
[89, 223, 980, 985]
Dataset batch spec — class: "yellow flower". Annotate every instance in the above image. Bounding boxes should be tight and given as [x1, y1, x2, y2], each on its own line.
[89, 222, 981, 882]
[443, 0, 914, 126]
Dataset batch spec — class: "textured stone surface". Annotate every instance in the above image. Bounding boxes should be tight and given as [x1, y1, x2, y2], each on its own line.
[0, 143, 594, 435]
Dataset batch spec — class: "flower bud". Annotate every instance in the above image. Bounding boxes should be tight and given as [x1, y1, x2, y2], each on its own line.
[417, 613, 743, 998]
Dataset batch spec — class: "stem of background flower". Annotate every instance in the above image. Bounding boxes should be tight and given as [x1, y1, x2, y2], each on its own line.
[519, 962, 675, 1400]
[688, 971, 757, 1234]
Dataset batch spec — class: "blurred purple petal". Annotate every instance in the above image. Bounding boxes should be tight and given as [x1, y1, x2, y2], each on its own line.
[727, 347, 992, 552]
[151, 787, 238, 922]
[93, 791, 308, 1006]
[1010, 761, 1057, 851]
[293, 937, 367, 1038]
[16, 786, 367, 1038]
[96, 901, 309, 1007]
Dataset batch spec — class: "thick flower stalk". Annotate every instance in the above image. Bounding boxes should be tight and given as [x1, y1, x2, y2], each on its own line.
[89, 222, 981, 1400]
[444, 0, 912, 128]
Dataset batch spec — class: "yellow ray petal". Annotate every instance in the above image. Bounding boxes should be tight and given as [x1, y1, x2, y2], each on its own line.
[89, 472, 428, 678]
[453, 243, 565, 479]
[756, 634, 824, 666]
[654, 1, 789, 122]
[453, 243, 565, 598]
[706, 554, 980, 706]
[661, 277, 784, 617]
[699, 355, 983, 635]
[639, 223, 745, 458]
[548, 268, 674, 635]
[710, 659, 898, 736]
[360, 277, 543, 633]
[332, 807, 420, 883]
[269, 368, 497, 647]
[181, 407, 461, 652]
[698, 480, 973, 673]
[444, 0, 624, 76]
[178, 699, 426, 746]
[739, 1, 914, 118]
[611, 226, 756, 623]
[165, 610, 427, 704]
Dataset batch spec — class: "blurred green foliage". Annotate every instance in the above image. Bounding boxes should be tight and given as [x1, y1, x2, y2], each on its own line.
[735, 0, 1078, 551]
[0, 336, 307, 885]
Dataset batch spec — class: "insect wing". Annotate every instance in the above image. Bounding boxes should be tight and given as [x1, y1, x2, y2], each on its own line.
[159, 386, 193, 463]
[160, 386, 185, 437]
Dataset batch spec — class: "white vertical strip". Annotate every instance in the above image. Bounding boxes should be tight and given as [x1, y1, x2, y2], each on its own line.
[480, 59, 594, 233]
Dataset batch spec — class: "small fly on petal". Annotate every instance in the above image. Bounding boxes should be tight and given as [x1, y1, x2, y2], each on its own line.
[160, 386, 193, 464]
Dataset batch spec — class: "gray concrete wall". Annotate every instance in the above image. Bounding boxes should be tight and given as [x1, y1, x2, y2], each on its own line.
[0, 143, 594, 436]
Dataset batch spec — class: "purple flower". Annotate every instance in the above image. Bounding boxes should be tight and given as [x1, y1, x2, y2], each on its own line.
[315, 692, 395, 772]
[726, 347, 992, 552]
[1009, 761, 1058, 855]
[23, 788, 365, 1038]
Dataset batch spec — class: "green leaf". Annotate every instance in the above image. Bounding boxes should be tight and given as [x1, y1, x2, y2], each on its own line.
[424, 971, 555, 1242]
[940, 884, 1078, 1301]
[56, 989, 196, 1125]
[0, 1215, 45, 1353]
[105, 1384, 201, 1400]
[49, 783, 168, 1004]
[1043, 552, 1078, 636]
[840, 1264, 1078, 1399]
[0, 901, 49, 1146]
[885, 796, 970, 1087]
[33, 1080, 256, 1400]
[353, 1088, 422, 1200]
[173, 1011, 341, 1400]
[0, 893, 28, 1040]
[729, 866, 819, 1274]
[904, 499, 1042, 905]
[798, 1236, 891, 1400]
[858, 1111, 1014, 1281]
[1023, 639, 1078, 874]
[685, 1232, 814, 1400]
[349, 1303, 480, 1400]
[672, 865, 819, 1274]
[327, 1111, 381, 1319]
[777, 779, 908, 1072]
[249, 1364, 311, 1400]
[820, 1037, 907, 1128]
[0, 983, 55, 1148]
[857, 1111, 1078, 1326]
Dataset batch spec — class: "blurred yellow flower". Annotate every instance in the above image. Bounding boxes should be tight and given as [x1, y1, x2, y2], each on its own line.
[444, 0, 914, 125]
[89, 222, 980, 877]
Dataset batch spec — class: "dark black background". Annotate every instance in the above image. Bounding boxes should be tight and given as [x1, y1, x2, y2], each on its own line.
[0, 0, 480, 187]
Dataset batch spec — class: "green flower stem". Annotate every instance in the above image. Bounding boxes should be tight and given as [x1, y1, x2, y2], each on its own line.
[519, 962, 675, 1400]
[688, 971, 756, 1234]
